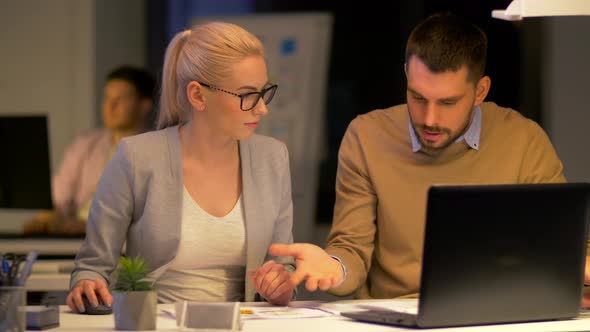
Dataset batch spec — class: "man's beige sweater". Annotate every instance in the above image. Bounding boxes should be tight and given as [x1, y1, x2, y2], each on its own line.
[325, 102, 567, 299]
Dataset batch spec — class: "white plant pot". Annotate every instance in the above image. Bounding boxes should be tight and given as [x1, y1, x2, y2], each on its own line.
[113, 290, 157, 330]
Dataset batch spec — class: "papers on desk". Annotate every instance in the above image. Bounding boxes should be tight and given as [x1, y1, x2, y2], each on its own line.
[357, 298, 419, 314]
[161, 304, 333, 322]
[238, 299, 419, 320]
[239, 306, 333, 320]
[160, 299, 420, 323]
[315, 298, 419, 315]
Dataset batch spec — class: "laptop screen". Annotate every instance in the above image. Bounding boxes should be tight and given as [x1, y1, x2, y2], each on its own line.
[341, 183, 590, 328]
[418, 183, 590, 327]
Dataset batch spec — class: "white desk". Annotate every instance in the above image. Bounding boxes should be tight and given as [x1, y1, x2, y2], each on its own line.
[34, 302, 590, 332]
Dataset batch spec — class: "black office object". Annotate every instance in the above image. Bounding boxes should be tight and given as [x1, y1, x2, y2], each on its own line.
[341, 183, 590, 328]
[80, 294, 112, 315]
[0, 115, 53, 210]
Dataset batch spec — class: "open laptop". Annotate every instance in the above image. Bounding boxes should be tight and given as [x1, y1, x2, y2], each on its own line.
[341, 183, 590, 328]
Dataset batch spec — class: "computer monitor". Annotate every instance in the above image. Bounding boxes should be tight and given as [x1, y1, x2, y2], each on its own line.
[0, 115, 53, 210]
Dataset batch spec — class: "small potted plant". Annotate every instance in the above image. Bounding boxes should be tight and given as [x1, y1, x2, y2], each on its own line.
[112, 256, 157, 330]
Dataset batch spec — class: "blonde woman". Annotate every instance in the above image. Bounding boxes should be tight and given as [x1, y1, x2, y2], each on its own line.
[67, 22, 296, 312]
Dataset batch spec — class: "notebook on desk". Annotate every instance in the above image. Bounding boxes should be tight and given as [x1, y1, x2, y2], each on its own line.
[341, 183, 590, 328]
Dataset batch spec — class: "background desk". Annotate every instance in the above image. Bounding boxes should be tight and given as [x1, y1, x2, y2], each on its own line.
[0, 238, 82, 256]
[39, 302, 590, 332]
[27, 274, 70, 292]
[0, 238, 79, 294]
[26, 260, 74, 292]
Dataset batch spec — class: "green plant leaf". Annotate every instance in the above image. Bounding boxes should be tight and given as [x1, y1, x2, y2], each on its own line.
[114, 256, 154, 291]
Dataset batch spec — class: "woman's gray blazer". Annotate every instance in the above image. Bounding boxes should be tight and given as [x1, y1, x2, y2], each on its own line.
[70, 126, 295, 301]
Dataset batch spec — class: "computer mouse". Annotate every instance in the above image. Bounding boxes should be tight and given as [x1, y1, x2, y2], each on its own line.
[80, 294, 112, 315]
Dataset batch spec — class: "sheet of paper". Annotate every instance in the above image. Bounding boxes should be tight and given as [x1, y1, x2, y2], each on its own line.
[359, 299, 419, 314]
[318, 298, 419, 315]
[160, 304, 333, 321]
[239, 306, 333, 320]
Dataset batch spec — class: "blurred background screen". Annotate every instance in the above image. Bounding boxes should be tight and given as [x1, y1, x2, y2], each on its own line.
[0, 115, 53, 210]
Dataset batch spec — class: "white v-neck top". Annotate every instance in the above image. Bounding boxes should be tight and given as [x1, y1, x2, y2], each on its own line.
[156, 186, 246, 303]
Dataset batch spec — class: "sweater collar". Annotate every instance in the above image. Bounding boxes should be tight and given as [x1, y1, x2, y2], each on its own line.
[409, 105, 481, 153]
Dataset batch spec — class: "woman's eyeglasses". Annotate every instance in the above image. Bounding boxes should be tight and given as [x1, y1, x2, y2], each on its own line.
[198, 82, 278, 111]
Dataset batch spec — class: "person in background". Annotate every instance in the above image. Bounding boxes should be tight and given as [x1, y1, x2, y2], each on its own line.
[268, 12, 587, 302]
[67, 22, 296, 312]
[23, 66, 155, 236]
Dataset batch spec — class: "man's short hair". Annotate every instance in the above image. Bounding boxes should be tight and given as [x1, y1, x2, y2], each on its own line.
[106, 66, 155, 100]
[405, 12, 487, 83]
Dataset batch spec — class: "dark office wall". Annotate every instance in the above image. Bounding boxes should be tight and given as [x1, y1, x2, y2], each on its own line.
[147, 0, 541, 224]
[255, 0, 530, 223]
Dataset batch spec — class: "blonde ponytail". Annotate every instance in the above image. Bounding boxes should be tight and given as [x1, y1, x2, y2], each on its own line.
[156, 22, 264, 130]
[157, 30, 191, 130]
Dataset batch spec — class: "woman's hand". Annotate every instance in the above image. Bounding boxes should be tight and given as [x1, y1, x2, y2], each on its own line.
[66, 278, 112, 313]
[252, 260, 295, 305]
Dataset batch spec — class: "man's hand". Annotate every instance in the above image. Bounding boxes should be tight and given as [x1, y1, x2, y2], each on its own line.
[50, 218, 86, 236]
[269, 243, 344, 292]
[66, 279, 112, 313]
[251, 260, 294, 305]
[23, 210, 86, 236]
[23, 210, 56, 235]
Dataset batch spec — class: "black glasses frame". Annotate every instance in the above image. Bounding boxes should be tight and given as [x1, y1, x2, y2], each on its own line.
[198, 82, 278, 111]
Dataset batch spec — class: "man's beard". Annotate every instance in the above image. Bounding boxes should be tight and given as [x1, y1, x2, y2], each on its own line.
[409, 103, 475, 152]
